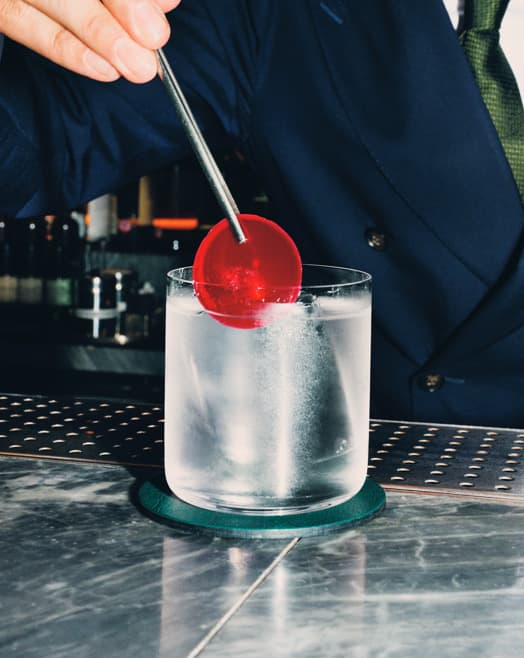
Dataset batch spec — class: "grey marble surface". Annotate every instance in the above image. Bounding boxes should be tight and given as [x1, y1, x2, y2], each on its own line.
[211, 497, 524, 658]
[0, 457, 290, 658]
[1, 455, 523, 658]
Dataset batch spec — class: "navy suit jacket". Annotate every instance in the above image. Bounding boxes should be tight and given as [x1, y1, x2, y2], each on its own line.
[0, 0, 523, 426]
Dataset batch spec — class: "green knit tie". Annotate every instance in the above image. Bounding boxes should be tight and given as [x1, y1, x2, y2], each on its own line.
[460, 0, 524, 202]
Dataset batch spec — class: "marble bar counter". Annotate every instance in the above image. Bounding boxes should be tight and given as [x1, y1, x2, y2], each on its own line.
[1, 400, 524, 657]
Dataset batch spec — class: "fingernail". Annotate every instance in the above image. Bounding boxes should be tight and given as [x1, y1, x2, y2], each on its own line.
[133, 1, 170, 46]
[84, 50, 120, 80]
[114, 38, 157, 81]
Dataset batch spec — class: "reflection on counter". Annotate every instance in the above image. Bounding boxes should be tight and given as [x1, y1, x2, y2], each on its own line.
[1, 454, 523, 658]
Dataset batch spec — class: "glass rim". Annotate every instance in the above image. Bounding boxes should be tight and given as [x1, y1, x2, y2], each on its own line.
[166, 264, 372, 290]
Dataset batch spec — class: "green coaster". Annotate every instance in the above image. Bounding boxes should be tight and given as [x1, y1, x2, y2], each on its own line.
[136, 478, 386, 538]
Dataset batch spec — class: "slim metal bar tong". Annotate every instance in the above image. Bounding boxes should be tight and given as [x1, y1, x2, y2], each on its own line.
[156, 48, 247, 244]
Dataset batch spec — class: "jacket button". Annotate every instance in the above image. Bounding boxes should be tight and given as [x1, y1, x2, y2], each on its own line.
[365, 228, 387, 251]
[419, 374, 444, 392]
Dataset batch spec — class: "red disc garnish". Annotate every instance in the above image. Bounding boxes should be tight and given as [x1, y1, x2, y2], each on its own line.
[193, 214, 302, 329]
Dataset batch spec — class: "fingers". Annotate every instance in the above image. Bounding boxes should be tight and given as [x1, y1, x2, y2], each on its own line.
[154, 0, 182, 14]
[0, 0, 121, 81]
[101, 0, 171, 49]
[0, 0, 182, 83]
[30, 0, 172, 82]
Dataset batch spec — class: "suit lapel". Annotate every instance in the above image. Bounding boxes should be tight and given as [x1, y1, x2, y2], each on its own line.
[310, 0, 524, 360]
[310, 0, 523, 286]
[427, 241, 524, 367]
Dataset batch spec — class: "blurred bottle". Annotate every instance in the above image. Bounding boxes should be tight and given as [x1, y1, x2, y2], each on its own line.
[98, 267, 138, 339]
[17, 217, 46, 304]
[150, 164, 203, 258]
[111, 163, 215, 256]
[45, 214, 81, 307]
[129, 281, 157, 340]
[138, 175, 154, 228]
[111, 175, 153, 253]
[72, 271, 119, 341]
[86, 193, 118, 243]
[0, 218, 17, 303]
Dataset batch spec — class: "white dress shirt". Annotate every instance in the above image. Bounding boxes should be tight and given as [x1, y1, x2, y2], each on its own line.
[443, 0, 524, 98]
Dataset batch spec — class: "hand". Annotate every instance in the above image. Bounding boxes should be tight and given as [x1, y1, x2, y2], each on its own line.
[0, 0, 182, 83]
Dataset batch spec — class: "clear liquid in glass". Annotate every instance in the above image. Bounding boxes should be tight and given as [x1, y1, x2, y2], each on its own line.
[164, 272, 371, 515]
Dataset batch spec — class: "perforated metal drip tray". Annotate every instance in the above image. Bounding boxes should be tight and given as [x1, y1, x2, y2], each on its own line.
[0, 393, 523, 502]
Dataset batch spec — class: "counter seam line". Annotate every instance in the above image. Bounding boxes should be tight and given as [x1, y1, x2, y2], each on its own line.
[185, 537, 301, 658]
